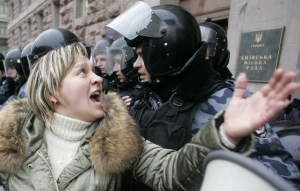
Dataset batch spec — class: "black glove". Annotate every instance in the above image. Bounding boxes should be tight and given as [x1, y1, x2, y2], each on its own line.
[4, 77, 16, 95]
[102, 78, 114, 94]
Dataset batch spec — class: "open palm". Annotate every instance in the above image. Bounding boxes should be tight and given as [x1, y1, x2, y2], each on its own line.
[223, 68, 299, 145]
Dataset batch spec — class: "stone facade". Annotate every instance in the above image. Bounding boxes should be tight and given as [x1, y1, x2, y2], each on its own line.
[0, 0, 7, 55]
[181, 0, 230, 24]
[6, 0, 138, 49]
[7, 0, 300, 97]
[6, 0, 230, 49]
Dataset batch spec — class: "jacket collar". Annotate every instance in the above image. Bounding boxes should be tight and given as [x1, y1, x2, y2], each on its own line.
[176, 59, 220, 101]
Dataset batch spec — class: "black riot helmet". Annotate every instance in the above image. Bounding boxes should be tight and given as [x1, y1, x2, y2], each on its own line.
[31, 28, 80, 64]
[20, 42, 34, 79]
[106, 37, 137, 79]
[199, 22, 230, 72]
[4, 48, 23, 76]
[93, 39, 113, 57]
[106, 2, 204, 77]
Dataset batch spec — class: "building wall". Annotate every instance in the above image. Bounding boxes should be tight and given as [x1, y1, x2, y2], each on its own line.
[0, 0, 7, 55]
[8, 0, 300, 95]
[6, 0, 139, 49]
[180, 0, 230, 24]
[227, 0, 300, 97]
[6, 0, 230, 49]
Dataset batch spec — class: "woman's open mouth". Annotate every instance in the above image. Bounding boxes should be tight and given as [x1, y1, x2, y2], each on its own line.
[90, 91, 101, 103]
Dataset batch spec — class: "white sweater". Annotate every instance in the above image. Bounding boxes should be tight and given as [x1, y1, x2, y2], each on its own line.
[44, 113, 92, 180]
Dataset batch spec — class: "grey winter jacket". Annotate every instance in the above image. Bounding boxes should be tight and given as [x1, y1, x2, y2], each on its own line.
[0, 92, 255, 191]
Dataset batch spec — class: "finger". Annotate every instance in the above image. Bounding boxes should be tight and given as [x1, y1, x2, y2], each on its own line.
[260, 84, 272, 97]
[276, 82, 300, 101]
[232, 73, 248, 99]
[267, 82, 299, 112]
[268, 68, 285, 89]
[269, 71, 298, 101]
[261, 69, 296, 98]
[266, 99, 290, 120]
[260, 68, 284, 96]
[124, 98, 132, 104]
[274, 71, 298, 93]
[121, 96, 130, 100]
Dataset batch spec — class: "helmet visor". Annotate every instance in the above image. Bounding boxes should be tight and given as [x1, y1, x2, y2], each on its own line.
[106, 1, 152, 40]
[106, 47, 126, 74]
[200, 26, 218, 56]
[3, 60, 18, 77]
[20, 55, 34, 79]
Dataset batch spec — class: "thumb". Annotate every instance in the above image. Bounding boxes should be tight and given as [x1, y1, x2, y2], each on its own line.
[232, 73, 248, 99]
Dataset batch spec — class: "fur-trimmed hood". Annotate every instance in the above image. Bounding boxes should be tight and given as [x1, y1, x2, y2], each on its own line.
[0, 92, 142, 175]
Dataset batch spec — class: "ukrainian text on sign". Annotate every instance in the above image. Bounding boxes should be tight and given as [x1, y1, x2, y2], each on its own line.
[235, 27, 284, 82]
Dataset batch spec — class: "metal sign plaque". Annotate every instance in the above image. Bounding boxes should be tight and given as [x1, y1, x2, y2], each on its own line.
[235, 27, 285, 82]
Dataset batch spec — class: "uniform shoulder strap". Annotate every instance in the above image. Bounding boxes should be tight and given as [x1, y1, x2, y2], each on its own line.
[204, 78, 234, 100]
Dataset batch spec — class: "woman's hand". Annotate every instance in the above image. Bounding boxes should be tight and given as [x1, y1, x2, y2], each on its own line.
[223, 68, 299, 145]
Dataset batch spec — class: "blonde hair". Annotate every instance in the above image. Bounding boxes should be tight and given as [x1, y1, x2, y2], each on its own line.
[27, 42, 88, 126]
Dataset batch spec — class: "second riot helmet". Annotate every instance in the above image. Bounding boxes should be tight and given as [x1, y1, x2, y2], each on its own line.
[31, 28, 80, 64]
[4, 48, 23, 76]
[20, 42, 34, 79]
[199, 22, 230, 72]
[106, 37, 137, 79]
[93, 39, 114, 56]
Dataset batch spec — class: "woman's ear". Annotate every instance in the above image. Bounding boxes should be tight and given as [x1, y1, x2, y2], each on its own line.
[49, 96, 58, 104]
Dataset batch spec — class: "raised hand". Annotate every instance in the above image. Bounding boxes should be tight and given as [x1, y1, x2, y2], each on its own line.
[122, 95, 132, 109]
[222, 68, 299, 145]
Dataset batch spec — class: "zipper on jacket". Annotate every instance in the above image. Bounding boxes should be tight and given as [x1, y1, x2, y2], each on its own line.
[36, 150, 60, 191]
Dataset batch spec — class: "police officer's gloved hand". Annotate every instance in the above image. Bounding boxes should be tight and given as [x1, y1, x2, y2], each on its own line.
[5, 77, 16, 95]
[102, 78, 114, 94]
[94, 66, 103, 77]
[129, 95, 136, 107]
[5, 77, 15, 87]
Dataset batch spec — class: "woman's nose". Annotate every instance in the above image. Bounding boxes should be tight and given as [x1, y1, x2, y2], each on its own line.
[92, 72, 103, 84]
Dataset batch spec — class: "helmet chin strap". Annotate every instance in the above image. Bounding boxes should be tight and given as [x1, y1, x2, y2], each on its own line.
[149, 75, 182, 102]
[149, 77, 171, 91]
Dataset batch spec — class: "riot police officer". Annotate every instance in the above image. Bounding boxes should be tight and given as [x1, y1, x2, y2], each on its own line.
[105, 37, 138, 97]
[200, 22, 233, 79]
[0, 42, 34, 109]
[92, 39, 115, 93]
[107, 2, 300, 188]
[107, 2, 225, 148]
[0, 48, 26, 105]
[93, 38, 113, 74]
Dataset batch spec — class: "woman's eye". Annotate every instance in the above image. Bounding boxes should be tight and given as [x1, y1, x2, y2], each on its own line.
[79, 69, 85, 74]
